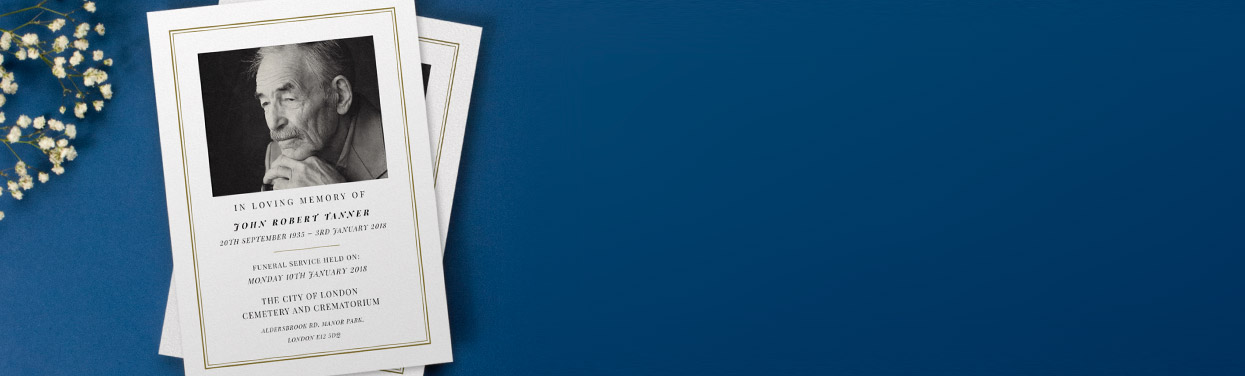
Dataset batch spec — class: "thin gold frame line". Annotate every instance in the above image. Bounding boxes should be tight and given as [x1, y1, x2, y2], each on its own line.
[392, 8, 435, 347]
[416, 38, 461, 182]
[418, 37, 463, 182]
[169, 8, 394, 33]
[205, 340, 432, 368]
[168, 27, 212, 370]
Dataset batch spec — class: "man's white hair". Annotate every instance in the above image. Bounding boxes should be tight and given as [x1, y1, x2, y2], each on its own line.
[250, 40, 354, 95]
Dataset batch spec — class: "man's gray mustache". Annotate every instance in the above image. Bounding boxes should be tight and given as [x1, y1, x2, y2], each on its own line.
[270, 130, 299, 141]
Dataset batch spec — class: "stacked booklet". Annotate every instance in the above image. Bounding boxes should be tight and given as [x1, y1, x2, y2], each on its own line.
[146, 0, 480, 375]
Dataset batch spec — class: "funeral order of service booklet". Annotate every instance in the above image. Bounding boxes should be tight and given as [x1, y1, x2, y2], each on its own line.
[147, 0, 453, 374]
[159, 4, 482, 374]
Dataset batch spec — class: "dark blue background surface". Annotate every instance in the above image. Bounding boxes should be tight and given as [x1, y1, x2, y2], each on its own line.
[3, 0, 1245, 374]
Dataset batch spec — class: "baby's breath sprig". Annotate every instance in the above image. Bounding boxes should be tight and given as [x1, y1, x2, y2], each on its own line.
[0, 0, 109, 222]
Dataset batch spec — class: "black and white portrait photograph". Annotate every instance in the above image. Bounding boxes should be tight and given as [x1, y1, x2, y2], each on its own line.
[200, 36, 390, 197]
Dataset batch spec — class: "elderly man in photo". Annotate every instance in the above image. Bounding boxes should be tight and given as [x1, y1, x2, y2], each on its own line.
[253, 40, 386, 191]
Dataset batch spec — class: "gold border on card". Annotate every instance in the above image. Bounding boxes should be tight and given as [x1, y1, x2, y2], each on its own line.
[417, 38, 461, 182]
[167, 8, 433, 369]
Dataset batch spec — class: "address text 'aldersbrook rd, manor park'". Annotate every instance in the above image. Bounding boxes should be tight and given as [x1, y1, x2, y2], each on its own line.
[221, 190, 389, 246]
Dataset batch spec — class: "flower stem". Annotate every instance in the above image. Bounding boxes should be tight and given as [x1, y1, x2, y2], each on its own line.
[3, 141, 25, 165]
[0, 0, 48, 19]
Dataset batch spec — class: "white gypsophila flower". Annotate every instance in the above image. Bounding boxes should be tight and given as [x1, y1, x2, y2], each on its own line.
[54, 56, 65, 66]
[48, 119, 64, 131]
[73, 39, 88, 51]
[49, 19, 66, 32]
[93, 100, 104, 111]
[15, 161, 26, 176]
[57, 139, 67, 147]
[38, 172, 48, 183]
[82, 68, 107, 87]
[0, 211, 5, 221]
[6, 181, 16, 191]
[1, 77, 16, 95]
[100, 84, 112, 99]
[16, 115, 30, 128]
[51, 165, 64, 175]
[58, 106, 66, 114]
[62, 146, 77, 161]
[74, 23, 89, 39]
[93, 50, 103, 61]
[20, 33, 37, 46]
[53, 36, 68, 52]
[69, 51, 83, 66]
[19, 175, 32, 190]
[26, 48, 37, 59]
[84, 1, 96, 13]
[37, 137, 54, 150]
[9, 189, 22, 200]
[0, 53, 4, 64]
[95, 23, 105, 36]
[74, 102, 87, 118]
[14, 48, 26, 60]
[48, 149, 61, 164]
[5, 126, 18, 142]
[56, 146, 70, 161]
[0, 32, 10, 50]
[52, 65, 67, 79]
[0, 112, 5, 123]
[65, 124, 76, 138]
[103, 58, 112, 66]
[32, 116, 45, 129]
[0, 94, 4, 108]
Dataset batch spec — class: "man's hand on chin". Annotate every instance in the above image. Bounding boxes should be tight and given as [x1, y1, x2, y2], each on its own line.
[263, 155, 346, 190]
